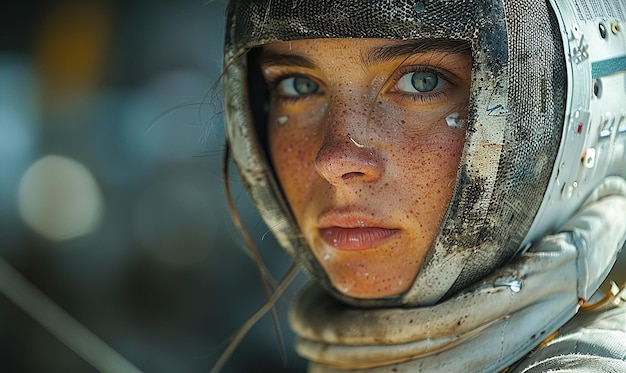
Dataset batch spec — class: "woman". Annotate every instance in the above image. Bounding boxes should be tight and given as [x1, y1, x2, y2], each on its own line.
[222, 0, 626, 371]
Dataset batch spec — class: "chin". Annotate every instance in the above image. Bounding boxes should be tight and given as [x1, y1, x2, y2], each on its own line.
[329, 274, 410, 299]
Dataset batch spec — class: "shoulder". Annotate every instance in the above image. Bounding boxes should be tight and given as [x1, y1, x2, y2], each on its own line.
[510, 305, 626, 372]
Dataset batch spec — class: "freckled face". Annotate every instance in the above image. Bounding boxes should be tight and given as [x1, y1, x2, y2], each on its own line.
[262, 38, 471, 299]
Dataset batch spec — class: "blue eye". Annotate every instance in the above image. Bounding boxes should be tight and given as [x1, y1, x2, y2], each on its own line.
[277, 76, 322, 96]
[396, 71, 443, 93]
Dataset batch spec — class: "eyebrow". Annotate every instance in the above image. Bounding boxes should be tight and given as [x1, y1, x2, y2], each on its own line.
[361, 39, 471, 67]
[260, 52, 317, 69]
[259, 39, 471, 69]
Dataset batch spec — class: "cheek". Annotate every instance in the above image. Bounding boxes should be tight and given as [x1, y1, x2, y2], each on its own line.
[394, 128, 464, 179]
[375, 105, 466, 171]
[268, 98, 325, 158]
[426, 134, 464, 175]
[391, 127, 465, 217]
[268, 112, 322, 208]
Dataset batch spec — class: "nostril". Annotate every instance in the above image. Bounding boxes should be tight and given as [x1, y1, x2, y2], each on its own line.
[341, 172, 365, 180]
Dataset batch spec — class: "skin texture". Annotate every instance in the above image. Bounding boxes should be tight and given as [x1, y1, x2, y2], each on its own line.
[262, 38, 471, 299]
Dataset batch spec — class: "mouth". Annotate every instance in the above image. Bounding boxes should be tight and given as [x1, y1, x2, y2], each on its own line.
[319, 227, 400, 251]
[318, 209, 400, 251]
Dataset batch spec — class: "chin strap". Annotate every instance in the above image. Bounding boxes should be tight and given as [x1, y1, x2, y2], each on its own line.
[289, 192, 626, 372]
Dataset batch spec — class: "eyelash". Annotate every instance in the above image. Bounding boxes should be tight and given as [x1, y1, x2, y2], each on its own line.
[265, 74, 323, 102]
[264, 66, 454, 104]
[387, 66, 452, 104]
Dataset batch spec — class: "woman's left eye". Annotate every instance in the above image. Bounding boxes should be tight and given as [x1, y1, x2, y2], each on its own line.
[395, 71, 444, 93]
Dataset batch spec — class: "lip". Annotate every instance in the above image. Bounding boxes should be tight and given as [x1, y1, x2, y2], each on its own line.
[318, 209, 400, 251]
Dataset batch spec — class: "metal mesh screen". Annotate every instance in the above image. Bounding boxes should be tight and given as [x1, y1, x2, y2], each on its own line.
[438, 0, 567, 298]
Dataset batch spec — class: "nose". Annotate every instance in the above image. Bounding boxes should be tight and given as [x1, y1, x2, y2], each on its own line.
[314, 110, 384, 186]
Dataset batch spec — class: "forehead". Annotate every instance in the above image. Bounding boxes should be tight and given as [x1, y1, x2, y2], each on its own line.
[264, 38, 400, 52]
[263, 38, 470, 53]
[260, 38, 472, 68]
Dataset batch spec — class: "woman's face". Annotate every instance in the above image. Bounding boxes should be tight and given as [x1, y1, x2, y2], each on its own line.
[262, 38, 471, 299]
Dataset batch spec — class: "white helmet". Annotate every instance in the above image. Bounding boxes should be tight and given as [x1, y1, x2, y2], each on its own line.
[223, 0, 626, 308]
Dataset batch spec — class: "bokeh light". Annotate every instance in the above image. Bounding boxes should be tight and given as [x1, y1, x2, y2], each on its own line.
[17, 155, 104, 242]
[0, 1, 308, 372]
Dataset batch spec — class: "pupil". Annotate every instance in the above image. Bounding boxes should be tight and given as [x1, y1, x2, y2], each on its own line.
[412, 72, 438, 92]
[294, 77, 317, 94]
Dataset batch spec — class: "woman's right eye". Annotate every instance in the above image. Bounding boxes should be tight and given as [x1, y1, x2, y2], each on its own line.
[276, 76, 322, 97]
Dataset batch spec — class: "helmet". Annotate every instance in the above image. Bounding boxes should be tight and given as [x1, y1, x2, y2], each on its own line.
[223, 0, 626, 307]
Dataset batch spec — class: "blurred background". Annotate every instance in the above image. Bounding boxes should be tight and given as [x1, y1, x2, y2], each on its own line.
[0, 1, 308, 372]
